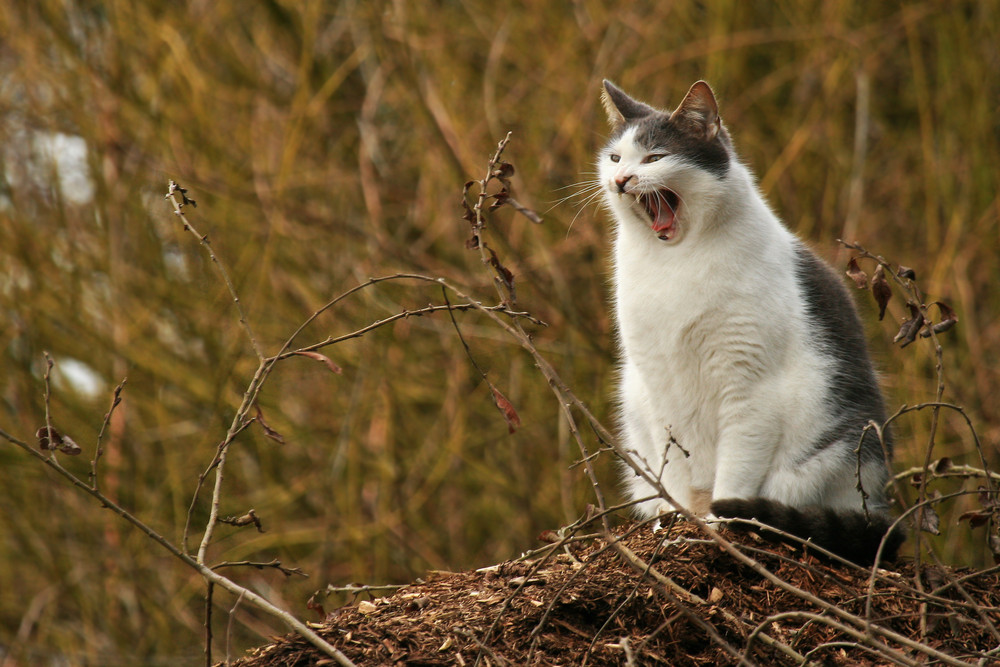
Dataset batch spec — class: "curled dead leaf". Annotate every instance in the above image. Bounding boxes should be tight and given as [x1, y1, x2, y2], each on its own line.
[958, 509, 993, 529]
[292, 350, 342, 374]
[489, 384, 521, 434]
[36, 426, 60, 451]
[489, 189, 509, 212]
[931, 457, 953, 475]
[254, 404, 286, 445]
[845, 258, 868, 289]
[871, 265, 892, 320]
[35, 426, 82, 455]
[897, 265, 917, 280]
[537, 530, 561, 544]
[917, 489, 941, 535]
[487, 248, 515, 302]
[221, 508, 266, 533]
[990, 533, 1000, 564]
[920, 301, 958, 338]
[461, 197, 475, 223]
[507, 196, 543, 224]
[58, 434, 82, 456]
[894, 303, 924, 347]
[919, 504, 941, 536]
[306, 595, 326, 619]
[492, 162, 515, 181]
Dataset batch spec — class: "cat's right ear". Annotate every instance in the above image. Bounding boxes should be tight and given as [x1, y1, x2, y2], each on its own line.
[602, 80, 653, 130]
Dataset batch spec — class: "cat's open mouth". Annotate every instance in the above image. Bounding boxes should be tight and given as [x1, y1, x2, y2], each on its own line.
[638, 189, 680, 241]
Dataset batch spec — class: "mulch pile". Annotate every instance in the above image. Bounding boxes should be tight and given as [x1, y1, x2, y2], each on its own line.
[231, 518, 1000, 666]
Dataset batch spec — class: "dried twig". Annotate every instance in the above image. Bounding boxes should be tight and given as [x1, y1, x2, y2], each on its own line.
[91, 378, 126, 491]
[0, 427, 356, 667]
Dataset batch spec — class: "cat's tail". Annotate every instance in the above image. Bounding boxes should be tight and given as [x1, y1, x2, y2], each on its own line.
[710, 498, 905, 566]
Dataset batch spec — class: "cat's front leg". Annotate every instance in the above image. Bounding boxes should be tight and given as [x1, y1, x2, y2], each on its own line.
[710, 412, 781, 501]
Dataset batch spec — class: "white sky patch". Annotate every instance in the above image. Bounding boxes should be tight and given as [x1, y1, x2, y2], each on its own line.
[33, 132, 94, 204]
[54, 357, 106, 399]
[3, 130, 95, 205]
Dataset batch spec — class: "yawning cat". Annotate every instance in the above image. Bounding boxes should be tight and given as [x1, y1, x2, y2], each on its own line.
[599, 79, 902, 565]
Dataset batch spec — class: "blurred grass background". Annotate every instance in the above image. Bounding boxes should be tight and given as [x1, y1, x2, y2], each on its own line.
[0, 0, 997, 663]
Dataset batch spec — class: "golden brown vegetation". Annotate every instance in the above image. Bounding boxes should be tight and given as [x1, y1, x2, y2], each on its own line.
[1, 1, 998, 664]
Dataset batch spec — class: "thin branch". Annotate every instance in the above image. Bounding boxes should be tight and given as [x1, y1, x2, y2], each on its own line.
[91, 377, 126, 491]
[205, 581, 214, 667]
[0, 427, 356, 667]
[184, 406, 259, 557]
[272, 301, 544, 361]
[323, 583, 407, 597]
[746, 611, 918, 667]
[165, 181, 262, 361]
[211, 560, 307, 578]
[225, 589, 246, 666]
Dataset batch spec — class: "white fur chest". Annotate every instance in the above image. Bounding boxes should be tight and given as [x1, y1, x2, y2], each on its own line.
[612, 210, 795, 390]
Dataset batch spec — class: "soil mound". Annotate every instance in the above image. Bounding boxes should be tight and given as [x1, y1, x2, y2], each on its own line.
[233, 518, 999, 666]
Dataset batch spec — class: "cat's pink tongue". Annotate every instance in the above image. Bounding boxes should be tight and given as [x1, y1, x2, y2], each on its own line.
[651, 198, 676, 237]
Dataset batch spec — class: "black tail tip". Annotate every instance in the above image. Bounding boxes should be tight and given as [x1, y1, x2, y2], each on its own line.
[710, 497, 905, 567]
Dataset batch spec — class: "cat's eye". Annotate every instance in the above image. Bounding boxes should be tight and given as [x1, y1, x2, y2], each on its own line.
[643, 154, 666, 163]
[609, 154, 621, 163]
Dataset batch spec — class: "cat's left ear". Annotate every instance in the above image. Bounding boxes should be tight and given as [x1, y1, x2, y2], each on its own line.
[670, 81, 721, 142]
[602, 80, 654, 130]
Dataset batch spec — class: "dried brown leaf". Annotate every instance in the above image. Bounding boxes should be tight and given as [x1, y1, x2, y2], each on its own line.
[919, 503, 941, 535]
[58, 434, 82, 456]
[507, 197, 543, 224]
[488, 248, 515, 291]
[36, 426, 60, 450]
[871, 264, 892, 320]
[254, 404, 286, 445]
[36, 426, 60, 451]
[220, 508, 265, 532]
[921, 301, 959, 338]
[958, 509, 993, 529]
[894, 303, 924, 347]
[489, 384, 521, 434]
[36, 426, 82, 455]
[897, 265, 917, 280]
[306, 596, 326, 619]
[978, 486, 999, 507]
[537, 530, 561, 544]
[845, 258, 868, 289]
[492, 162, 514, 182]
[292, 350, 342, 374]
[461, 197, 476, 224]
[489, 189, 509, 211]
[990, 533, 1000, 564]
[931, 457, 953, 475]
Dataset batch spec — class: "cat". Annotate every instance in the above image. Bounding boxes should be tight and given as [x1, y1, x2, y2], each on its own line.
[598, 79, 903, 565]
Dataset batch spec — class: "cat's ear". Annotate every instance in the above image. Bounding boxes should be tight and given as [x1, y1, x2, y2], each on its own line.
[670, 81, 721, 142]
[602, 80, 654, 130]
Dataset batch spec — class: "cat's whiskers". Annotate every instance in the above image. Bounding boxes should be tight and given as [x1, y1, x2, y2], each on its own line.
[545, 177, 607, 236]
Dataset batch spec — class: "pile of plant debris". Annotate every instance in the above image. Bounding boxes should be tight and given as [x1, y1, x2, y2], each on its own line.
[232, 518, 1000, 666]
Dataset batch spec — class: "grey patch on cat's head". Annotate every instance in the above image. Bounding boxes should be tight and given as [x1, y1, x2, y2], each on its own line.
[601, 80, 731, 178]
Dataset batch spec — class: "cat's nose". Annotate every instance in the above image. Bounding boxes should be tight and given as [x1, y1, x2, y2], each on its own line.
[615, 175, 633, 193]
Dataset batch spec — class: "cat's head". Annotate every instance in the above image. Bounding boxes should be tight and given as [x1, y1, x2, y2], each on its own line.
[599, 80, 732, 244]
